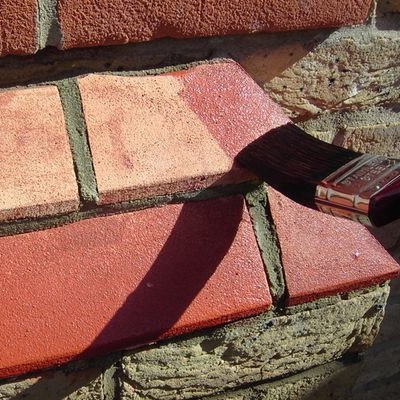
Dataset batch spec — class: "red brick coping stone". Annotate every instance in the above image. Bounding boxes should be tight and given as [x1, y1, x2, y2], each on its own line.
[0, 61, 397, 379]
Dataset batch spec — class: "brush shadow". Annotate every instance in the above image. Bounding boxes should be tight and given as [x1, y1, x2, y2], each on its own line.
[14, 183, 245, 399]
[79, 192, 244, 356]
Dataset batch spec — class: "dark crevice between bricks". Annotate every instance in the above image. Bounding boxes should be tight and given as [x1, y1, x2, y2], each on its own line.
[245, 184, 287, 307]
[0, 29, 329, 89]
[0, 182, 257, 237]
[57, 78, 99, 206]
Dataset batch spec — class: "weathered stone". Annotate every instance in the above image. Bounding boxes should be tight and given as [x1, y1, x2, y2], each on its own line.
[241, 26, 400, 119]
[338, 123, 400, 157]
[205, 359, 362, 400]
[0, 367, 115, 400]
[351, 277, 400, 399]
[299, 107, 400, 144]
[119, 284, 389, 400]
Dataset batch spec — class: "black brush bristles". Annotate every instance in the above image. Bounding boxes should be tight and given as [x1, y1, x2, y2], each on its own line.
[236, 123, 362, 207]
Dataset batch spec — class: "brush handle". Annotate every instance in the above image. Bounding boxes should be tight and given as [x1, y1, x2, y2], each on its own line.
[315, 154, 400, 226]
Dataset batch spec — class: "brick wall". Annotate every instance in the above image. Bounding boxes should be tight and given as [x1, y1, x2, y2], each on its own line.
[0, 0, 399, 399]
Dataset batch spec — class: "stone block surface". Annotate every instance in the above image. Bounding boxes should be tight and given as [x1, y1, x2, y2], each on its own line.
[119, 284, 389, 400]
[338, 122, 400, 157]
[207, 359, 362, 400]
[0, 195, 270, 378]
[0, 367, 115, 400]
[0, 86, 79, 221]
[242, 27, 400, 120]
[58, 0, 372, 50]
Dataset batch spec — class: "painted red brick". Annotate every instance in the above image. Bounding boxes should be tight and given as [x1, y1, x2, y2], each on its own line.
[0, 195, 271, 378]
[0, 0, 37, 56]
[58, 0, 372, 50]
[268, 188, 400, 306]
[0, 86, 79, 221]
[79, 61, 289, 204]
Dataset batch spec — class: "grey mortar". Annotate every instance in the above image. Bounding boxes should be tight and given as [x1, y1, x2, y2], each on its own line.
[38, 0, 63, 49]
[245, 184, 286, 304]
[57, 78, 99, 205]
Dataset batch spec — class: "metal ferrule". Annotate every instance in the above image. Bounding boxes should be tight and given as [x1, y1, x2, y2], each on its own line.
[315, 154, 400, 225]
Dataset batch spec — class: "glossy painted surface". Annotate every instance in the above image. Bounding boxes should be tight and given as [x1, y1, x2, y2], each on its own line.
[0, 195, 271, 378]
[0, 86, 79, 221]
[268, 188, 400, 305]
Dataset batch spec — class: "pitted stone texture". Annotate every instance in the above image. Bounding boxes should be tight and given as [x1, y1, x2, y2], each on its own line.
[0, 195, 271, 378]
[119, 285, 389, 400]
[267, 188, 399, 305]
[207, 360, 362, 400]
[338, 123, 400, 157]
[58, 0, 372, 50]
[0, 0, 37, 56]
[79, 62, 289, 204]
[0, 86, 79, 221]
[0, 367, 113, 400]
[242, 27, 400, 120]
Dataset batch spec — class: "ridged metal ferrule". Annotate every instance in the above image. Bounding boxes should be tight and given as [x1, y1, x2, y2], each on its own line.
[315, 154, 400, 225]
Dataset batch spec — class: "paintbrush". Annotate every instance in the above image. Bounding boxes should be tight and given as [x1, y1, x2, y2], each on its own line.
[236, 123, 400, 227]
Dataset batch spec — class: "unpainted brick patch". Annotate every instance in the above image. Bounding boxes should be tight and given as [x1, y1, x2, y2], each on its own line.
[0, 86, 79, 222]
[0, 0, 374, 56]
[57, 0, 373, 50]
[0, 0, 37, 56]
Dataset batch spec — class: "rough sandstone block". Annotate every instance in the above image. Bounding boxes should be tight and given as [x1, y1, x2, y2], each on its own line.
[119, 284, 390, 400]
[206, 359, 363, 400]
[338, 123, 400, 158]
[0, 367, 115, 400]
[241, 27, 400, 120]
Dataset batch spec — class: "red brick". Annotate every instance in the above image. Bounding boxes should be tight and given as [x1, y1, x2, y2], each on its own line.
[0, 86, 79, 221]
[58, 0, 372, 50]
[79, 61, 289, 204]
[268, 188, 400, 306]
[0, 195, 271, 378]
[0, 0, 37, 56]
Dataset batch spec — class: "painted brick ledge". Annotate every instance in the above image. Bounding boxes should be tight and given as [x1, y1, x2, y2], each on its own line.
[0, 0, 373, 57]
[0, 283, 390, 399]
[0, 195, 271, 379]
[0, 60, 398, 382]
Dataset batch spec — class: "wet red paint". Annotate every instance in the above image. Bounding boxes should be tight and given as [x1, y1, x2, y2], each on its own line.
[0, 196, 271, 378]
[268, 188, 400, 305]
[176, 62, 290, 160]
